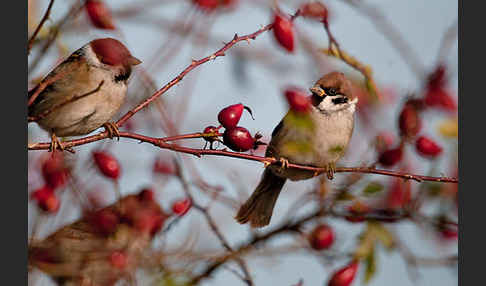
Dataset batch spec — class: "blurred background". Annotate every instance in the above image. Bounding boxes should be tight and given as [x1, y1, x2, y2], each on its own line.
[28, 0, 458, 285]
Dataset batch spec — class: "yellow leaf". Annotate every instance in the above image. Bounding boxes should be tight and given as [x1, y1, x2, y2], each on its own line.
[438, 117, 458, 138]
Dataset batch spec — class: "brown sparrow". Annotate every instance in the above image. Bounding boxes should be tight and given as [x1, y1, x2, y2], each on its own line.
[235, 72, 357, 227]
[28, 38, 141, 151]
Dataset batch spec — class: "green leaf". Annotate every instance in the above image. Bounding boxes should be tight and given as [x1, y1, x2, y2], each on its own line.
[362, 182, 384, 196]
[370, 222, 395, 250]
[354, 224, 375, 259]
[363, 245, 377, 284]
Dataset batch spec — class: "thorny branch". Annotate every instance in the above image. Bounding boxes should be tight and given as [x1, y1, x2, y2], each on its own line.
[28, 130, 458, 183]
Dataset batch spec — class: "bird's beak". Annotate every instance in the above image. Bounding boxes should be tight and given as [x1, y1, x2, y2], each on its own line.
[309, 86, 325, 97]
[126, 56, 142, 66]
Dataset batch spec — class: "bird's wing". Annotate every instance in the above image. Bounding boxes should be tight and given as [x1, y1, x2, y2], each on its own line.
[28, 49, 90, 117]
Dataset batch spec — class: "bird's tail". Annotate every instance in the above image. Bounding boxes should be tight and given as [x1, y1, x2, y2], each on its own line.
[235, 169, 286, 228]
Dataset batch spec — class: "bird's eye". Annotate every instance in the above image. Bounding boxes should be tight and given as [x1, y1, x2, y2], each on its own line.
[322, 87, 337, 96]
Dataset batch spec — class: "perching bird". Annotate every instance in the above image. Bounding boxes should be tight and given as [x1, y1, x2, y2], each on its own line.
[28, 38, 141, 151]
[235, 72, 357, 227]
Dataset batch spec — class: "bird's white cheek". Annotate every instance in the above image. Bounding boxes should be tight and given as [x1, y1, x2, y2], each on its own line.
[318, 97, 338, 112]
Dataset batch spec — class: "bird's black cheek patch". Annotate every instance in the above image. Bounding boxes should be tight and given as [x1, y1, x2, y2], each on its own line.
[332, 97, 348, 104]
[311, 93, 325, 106]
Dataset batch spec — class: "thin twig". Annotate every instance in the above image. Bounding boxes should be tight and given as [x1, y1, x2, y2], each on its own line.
[28, 0, 56, 53]
[28, 0, 84, 72]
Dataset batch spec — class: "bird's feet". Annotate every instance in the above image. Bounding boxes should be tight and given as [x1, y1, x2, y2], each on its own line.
[103, 122, 120, 140]
[279, 157, 290, 169]
[326, 162, 335, 180]
[263, 157, 289, 169]
[49, 133, 64, 153]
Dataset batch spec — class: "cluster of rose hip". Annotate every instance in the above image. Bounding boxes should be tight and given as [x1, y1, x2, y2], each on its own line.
[202, 103, 267, 152]
[377, 65, 456, 168]
[30, 151, 192, 219]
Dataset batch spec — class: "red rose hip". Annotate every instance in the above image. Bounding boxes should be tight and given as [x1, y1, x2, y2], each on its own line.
[309, 224, 335, 250]
[172, 198, 192, 216]
[398, 104, 421, 138]
[218, 103, 253, 129]
[273, 13, 295, 52]
[285, 87, 311, 113]
[415, 136, 442, 158]
[223, 127, 255, 152]
[300, 2, 329, 22]
[328, 261, 359, 286]
[378, 147, 403, 167]
[93, 151, 120, 180]
[85, 0, 116, 30]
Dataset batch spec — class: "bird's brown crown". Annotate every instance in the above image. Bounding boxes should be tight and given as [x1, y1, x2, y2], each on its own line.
[89, 38, 141, 67]
[314, 72, 355, 101]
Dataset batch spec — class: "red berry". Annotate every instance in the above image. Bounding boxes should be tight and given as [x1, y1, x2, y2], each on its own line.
[85, 0, 115, 30]
[427, 65, 447, 90]
[93, 151, 120, 180]
[31, 185, 54, 202]
[378, 147, 403, 167]
[375, 132, 395, 152]
[223, 127, 255, 152]
[90, 209, 119, 235]
[415, 136, 442, 158]
[153, 156, 176, 175]
[218, 103, 253, 129]
[172, 198, 192, 216]
[440, 228, 458, 240]
[344, 202, 370, 223]
[424, 87, 456, 112]
[41, 153, 69, 190]
[284, 87, 311, 113]
[300, 2, 329, 22]
[387, 178, 411, 210]
[273, 13, 295, 52]
[309, 224, 334, 250]
[398, 104, 421, 138]
[203, 126, 220, 143]
[328, 261, 359, 286]
[138, 188, 155, 202]
[437, 217, 458, 240]
[31, 186, 59, 213]
[109, 251, 127, 269]
[193, 0, 219, 11]
[220, 0, 238, 8]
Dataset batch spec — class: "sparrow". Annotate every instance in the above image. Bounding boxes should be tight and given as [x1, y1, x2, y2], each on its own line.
[235, 72, 357, 227]
[29, 191, 166, 286]
[28, 38, 141, 151]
